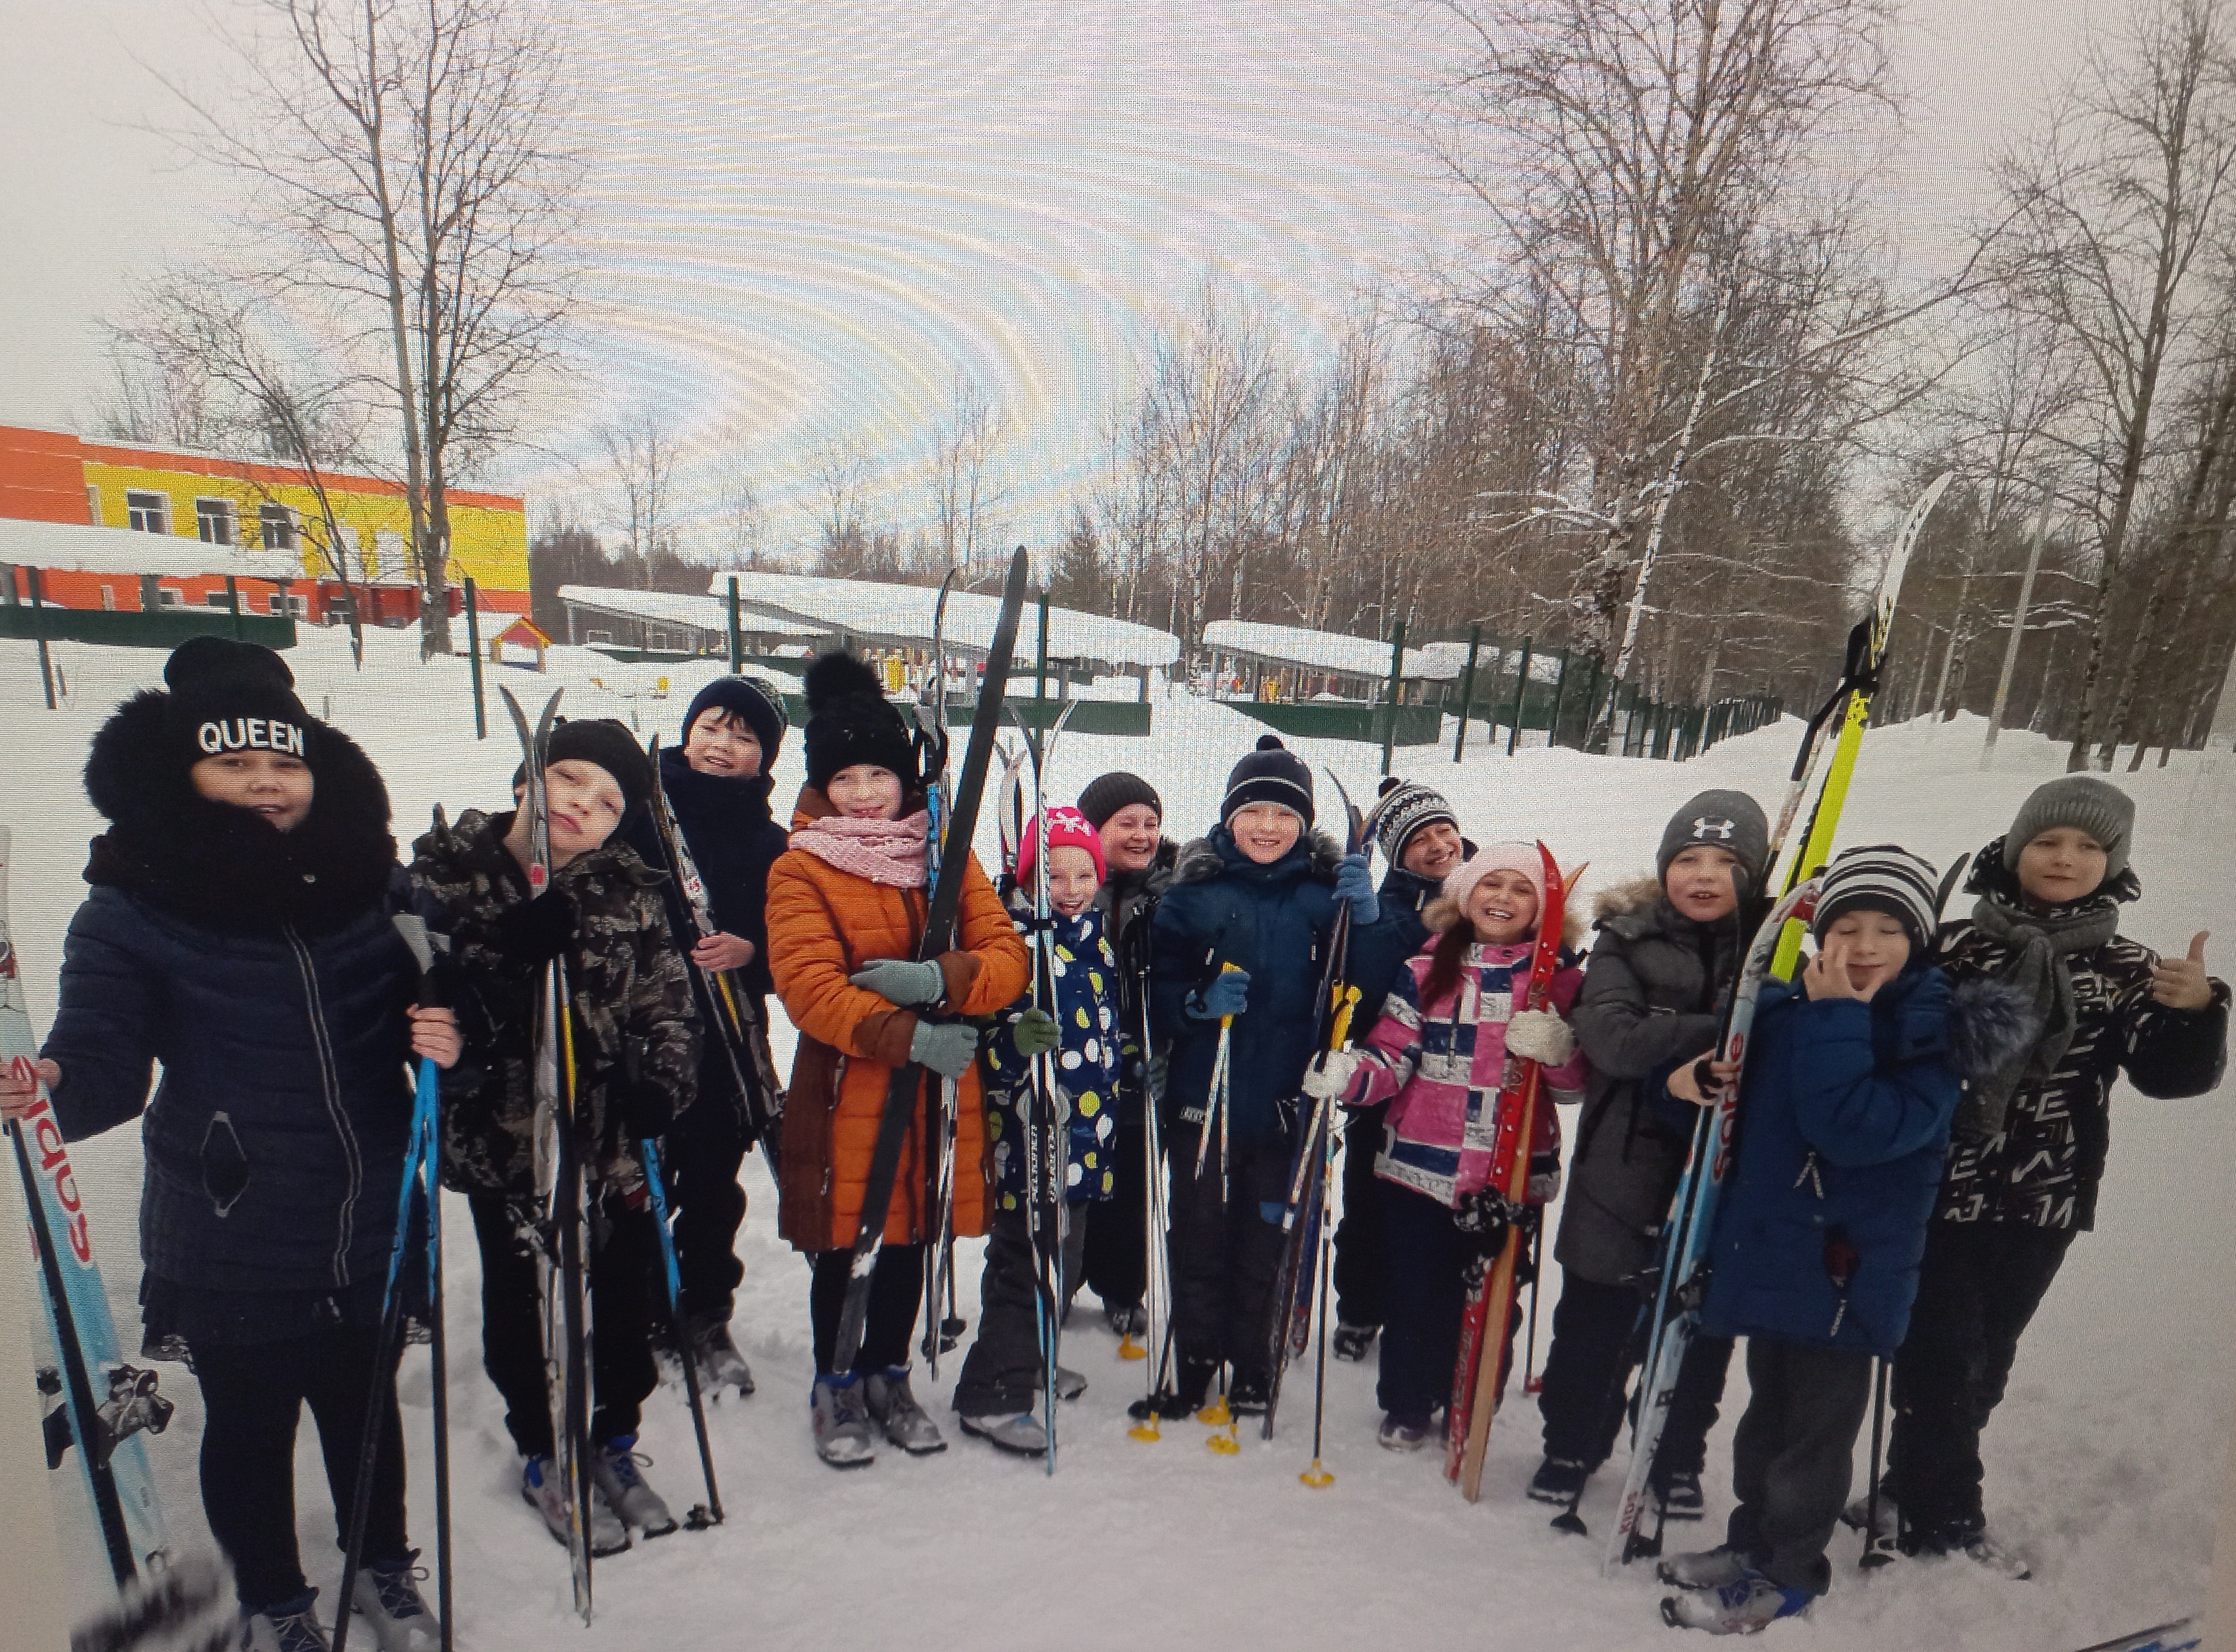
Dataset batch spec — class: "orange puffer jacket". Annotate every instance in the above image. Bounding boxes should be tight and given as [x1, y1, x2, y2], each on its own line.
[767, 789, 1029, 1252]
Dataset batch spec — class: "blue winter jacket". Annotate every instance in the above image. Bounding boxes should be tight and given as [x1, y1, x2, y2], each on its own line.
[1699, 966, 1959, 1357]
[1150, 828, 1388, 1148]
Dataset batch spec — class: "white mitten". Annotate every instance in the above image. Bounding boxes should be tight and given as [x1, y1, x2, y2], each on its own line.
[1505, 1009, 1575, 1068]
[1301, 1047, 1363, 1101]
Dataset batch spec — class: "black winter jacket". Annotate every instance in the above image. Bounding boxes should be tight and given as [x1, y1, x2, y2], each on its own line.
[1554, 875, 1761, 1289]
[1348, 862, 1443, 1027]
[43, 691, 418, 1300]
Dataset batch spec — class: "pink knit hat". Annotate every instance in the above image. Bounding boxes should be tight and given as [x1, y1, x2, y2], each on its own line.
[1442, 842, 1546, 918]
[1019, 805, 1108, 886]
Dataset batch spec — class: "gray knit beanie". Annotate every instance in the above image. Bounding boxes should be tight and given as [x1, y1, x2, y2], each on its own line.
[2002, 776, 2134, 883]
[1657, 789, 1770, 889]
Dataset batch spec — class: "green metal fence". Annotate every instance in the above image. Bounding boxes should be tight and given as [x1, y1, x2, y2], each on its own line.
[0, 606, 298, 650]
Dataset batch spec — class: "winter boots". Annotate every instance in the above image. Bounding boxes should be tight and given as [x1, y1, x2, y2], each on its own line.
[1104, 1302, 1148, 1338]
[592, 1435, 678, 1538]
[1657, 1547, 1752, 1592]
[1333, 1322, 1379, 1362]
[243, 1592, 330, 1652]
[687, 1313, 756, 1397]
[1836, 1490, 2031, 1579]
[812, 1373, 877, 1468]
[1378, 1413, 1432, 1452]
[865, 1367, 948, 1455]
[522, 1453, 631, 1555]
[1527, 1455, 1592, 1505]
[1654, 1467, 1707, 1521]
[1659, 1570, 1812, 1634]
[348, 1554, 443, 1652]
[959, 1408, 1050, 1456]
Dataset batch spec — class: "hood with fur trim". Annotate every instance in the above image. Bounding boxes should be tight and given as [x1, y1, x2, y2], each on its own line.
[1173, 828, 1344, 886]
[82, 687, 397, 937]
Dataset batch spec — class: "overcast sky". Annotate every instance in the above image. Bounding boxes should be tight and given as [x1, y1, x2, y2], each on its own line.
[0, 0, 2108, 557]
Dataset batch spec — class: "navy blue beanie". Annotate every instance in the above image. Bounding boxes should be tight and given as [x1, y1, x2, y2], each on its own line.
[682, 674, 787, 763]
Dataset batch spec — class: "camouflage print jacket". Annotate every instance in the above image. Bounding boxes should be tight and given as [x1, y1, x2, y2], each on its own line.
[409, 808, 700, 1197]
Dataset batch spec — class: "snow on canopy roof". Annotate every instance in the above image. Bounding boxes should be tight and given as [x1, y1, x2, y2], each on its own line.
[0, 518, 304, 583]
[707, 568, 1180, 668]
[560, 584, 821, 636]
[1203, 618, 1457, 681]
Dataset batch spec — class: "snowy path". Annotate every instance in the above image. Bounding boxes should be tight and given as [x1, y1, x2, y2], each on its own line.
[6, 628, 2230, 1650]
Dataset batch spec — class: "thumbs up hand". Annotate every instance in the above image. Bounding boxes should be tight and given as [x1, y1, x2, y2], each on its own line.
[2151, 932, 2214, 1011]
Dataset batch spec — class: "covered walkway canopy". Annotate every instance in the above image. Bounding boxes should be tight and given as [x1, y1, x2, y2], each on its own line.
[1200, 617, 1458, 703]
[708, 569, 1180, 676]
[559, 584, 820, 656]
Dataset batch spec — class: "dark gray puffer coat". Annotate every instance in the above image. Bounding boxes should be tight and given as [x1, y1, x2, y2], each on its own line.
[1553, 875, 1759, 1288]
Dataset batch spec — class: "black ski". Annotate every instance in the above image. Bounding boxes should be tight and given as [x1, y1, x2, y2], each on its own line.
[831, 547, 1031, 1373]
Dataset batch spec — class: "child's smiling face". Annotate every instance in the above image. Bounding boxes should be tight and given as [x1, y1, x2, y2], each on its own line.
[1817, 909, 1912, 991]
[683, 707, 763, 778]
[1666, 845, 1741, 922]
[1043, 844, 1101, 917]
[1467, 868, 1539, 945]
[2015, 827, 2109, 907]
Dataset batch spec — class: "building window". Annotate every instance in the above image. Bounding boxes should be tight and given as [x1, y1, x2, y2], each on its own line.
[205, 590, 235, 610]
[127, 491, 170, 535]
[375, 527, 407, 581]
[100, 584, 116, 611]
[286, 592, 309, 618]
[86, 485, 101, 526]
[156, 586, 184, 608]
[196, 498, 238, 546]
[259, 503, 297, 551]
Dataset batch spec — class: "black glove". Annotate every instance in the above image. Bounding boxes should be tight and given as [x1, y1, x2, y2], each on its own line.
[1453, 1187, 1535, 1260]
[491, 890, 575, 967]
[619, 1072, 675, 1140]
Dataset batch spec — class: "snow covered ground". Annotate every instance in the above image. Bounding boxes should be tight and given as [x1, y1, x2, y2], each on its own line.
[6, 624, 2231, 1651]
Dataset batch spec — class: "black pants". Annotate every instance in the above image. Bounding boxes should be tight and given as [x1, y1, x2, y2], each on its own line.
[955, 1205, 1089, 1414]
[1166, 1123, 1290, 1378]
[193, 1324, 407, 1613]
[1376, 1182, 1525, 1421]
[1333, 1102, 1390, 1329]
[469, 1190, 660, 1457]
[1082, 1107, 1148, 1313]
[666, 1090, 750, 1323]
[1885, 1219, 2075, 1541]
[1535, 1270, 1733, 1476]
[1727, 1339, 1874, 1596]
[808, 1242, 928, 1376]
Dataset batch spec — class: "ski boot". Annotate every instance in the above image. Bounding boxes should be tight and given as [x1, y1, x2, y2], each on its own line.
[593, 1435, 678, 1538]
[811, 1373, 876, 1468]
[1653, 1467, 1707, 1522]
[687, 1312, 756, 1397]
[349, 1553, 443, 1652]
[959, 1407, 1049, 1456]
[1226, 1368, 1271, 1417]
[1659, 1571, 1811, 1634]
[523, 1453, 631, 1555]
[1332, 1322, 1379, 1362]
[243, 1591, 330, 1652]
[865, 1367, 948, 1455]
[1127, 1354, 1216, 1422]
[1378, 1412, 1432, 1453]
[1658, 1547, 1752, 1592]
[1527, 1455, 1591, 1506]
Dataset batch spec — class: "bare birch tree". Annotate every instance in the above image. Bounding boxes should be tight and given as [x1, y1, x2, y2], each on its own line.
[597, 411, 677, 585]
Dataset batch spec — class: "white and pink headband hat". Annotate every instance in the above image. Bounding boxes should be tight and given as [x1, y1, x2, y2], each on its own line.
[1441, 842, 1546, 913]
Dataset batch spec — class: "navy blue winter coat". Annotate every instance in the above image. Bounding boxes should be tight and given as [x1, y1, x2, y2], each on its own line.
[1150, 828, 1390, 1149]
[1700, 966, 1960, 1358]
[1346, 860, 1444, 1028]
[44, 689, 417, 1304]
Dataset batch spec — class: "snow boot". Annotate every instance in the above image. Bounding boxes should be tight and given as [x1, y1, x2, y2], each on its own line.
[593, 1435, 678, 1537]
[1378, 1412, 1432, 1452]
[959, 1408, 1049, 1456]
[1104, 1302, 1147, 1338]
[1839, 1487, 1901, 1546]
[1053, 1365, 1088, 1402]
[349, 1554, 442, 1652]
[865, 1367, 948, 1455]
[1659, 1571, 1812, 1634]
[687, 1313, 756, 1397]
[1128, 1354, 1216, 1421]
[1902, 1522, 2030, 1580]
[1527, 1455, 1591, 1505]
[1332, 1322, 1378, 1362]
[811, 1373, 877, 1468]
[522, 1453, 631, 1555]
[1654, 1467, 1707, 1521]
[243, 1591, 329, 1652]
[1658, 1547, 1753, 1592]
[1227, 1369, 1271, 1417]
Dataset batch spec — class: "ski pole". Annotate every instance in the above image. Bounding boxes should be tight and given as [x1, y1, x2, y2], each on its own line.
[1522, 1223, 1544, 1395]
[1860, 1357, 1891, 1570]
[641, 1136, 723, 1528]
[422, 1097, 453, 1651]
[1299, 1099, 1340, 1488]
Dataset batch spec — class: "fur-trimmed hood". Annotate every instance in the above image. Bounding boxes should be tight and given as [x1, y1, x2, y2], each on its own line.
[1173, 827, 1343, 887]
[82, 686, 397, 937]
[1592, 873, 1667, 925]
[1946, 974, 2044, 1084]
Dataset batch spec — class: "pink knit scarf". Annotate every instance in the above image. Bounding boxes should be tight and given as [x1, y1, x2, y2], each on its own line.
[790, 809, 931, 888]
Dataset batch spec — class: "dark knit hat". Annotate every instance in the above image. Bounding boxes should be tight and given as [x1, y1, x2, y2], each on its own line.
[1657, 789, 1770, 888]
[164, 635, 315, 771]
[1220, 734, 1314, 828]
[2002, 776, 2134, 883]
[802, 651, 920, 792]
[682, 674, 787, 763]
[1375, 775, 1458, 865]
[541, 717, 655, 812]
[1077, 770, 1163, 830]
[1813, 844, 1941, 951]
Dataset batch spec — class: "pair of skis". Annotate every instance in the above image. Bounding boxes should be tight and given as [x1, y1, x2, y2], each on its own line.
[1598, 472, 1951, 1566]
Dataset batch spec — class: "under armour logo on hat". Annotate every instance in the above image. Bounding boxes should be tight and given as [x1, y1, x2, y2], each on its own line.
[1692, 817, 1736, 841]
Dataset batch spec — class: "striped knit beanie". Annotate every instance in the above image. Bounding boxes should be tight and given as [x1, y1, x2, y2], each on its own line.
[1812, 844, 1941, 951]
[1375, 775, 1459, 865]
[1220, 735, 1315, 829]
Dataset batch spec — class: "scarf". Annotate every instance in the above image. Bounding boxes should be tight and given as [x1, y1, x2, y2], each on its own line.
[1954, 837, 2133, 1141]
[790, 809, 931, 888]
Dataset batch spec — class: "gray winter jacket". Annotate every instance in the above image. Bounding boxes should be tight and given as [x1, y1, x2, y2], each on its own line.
[1553, 875, 1756, 1288]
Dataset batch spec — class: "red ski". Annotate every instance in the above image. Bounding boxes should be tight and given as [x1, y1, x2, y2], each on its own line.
[1447, 842, 1575, 1499]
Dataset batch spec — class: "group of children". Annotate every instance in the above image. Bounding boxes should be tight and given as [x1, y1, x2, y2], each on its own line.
[0, 634, 2224, 1647]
